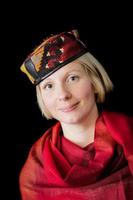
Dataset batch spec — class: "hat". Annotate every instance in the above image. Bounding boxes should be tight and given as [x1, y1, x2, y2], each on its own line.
[20, 30, 88, 85]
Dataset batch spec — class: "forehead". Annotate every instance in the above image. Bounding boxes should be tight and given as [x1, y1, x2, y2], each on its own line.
[41, 61, 85, 82]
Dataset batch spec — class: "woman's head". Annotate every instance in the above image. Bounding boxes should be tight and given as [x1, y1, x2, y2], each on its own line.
[20, 30, 113, 119]
[36, 52, 113, 119]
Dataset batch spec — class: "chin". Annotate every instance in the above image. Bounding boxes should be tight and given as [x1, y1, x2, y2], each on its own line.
[58, 116, 84, 124]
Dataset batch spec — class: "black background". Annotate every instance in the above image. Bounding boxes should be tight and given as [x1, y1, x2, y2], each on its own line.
[2, 1, 133, 199]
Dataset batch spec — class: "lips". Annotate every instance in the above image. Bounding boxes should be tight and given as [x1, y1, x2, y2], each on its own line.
[59, 102, 79, 112]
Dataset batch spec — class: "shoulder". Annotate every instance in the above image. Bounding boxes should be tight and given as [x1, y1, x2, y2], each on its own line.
[28, 121, 60, 156]
[102, 110, 133, 125]
[21, 121, 60, 166]
[101, 110, 133, 147]
[101, 111, 133, 175]
[19, 122, 59, 190]
[101, 110, 133, 144]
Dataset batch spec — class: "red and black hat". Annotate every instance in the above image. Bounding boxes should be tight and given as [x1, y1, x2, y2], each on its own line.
[20, 30, 88, 85]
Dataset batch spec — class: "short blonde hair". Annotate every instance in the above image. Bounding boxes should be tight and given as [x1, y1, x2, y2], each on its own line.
[36, 52, 113, 119]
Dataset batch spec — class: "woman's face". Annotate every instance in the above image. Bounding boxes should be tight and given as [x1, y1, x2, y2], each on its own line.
[39, 61, 97, 124]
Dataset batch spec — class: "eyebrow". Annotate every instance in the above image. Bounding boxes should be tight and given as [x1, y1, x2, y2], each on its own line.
[41, 69, 82, 84]
[65, 69, 82, 74]
[68, 69, 81, 72]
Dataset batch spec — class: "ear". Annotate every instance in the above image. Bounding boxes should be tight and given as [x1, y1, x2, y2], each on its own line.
[91, 83, 98, 94]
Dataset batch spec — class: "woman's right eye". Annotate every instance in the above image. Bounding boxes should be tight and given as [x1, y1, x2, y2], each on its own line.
[44, 83, 53, 90]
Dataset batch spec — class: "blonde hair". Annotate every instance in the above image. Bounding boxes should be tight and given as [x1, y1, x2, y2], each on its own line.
[36, 52, 113, 119]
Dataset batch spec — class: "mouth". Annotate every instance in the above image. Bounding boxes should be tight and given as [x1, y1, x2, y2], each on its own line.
[59, 102, 79, 112]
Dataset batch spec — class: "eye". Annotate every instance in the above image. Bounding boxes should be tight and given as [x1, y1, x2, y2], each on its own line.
[67, 75, 79, 82]
[43, 83, 53, 90]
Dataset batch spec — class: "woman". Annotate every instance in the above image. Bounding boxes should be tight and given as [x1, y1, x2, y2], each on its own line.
[20, 30, 133, 199]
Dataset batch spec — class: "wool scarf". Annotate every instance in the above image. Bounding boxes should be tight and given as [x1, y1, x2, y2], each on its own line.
[20, 111, 133, 199]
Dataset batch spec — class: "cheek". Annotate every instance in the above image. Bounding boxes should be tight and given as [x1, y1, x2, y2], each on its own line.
[42, 94, 54, 110]
[76, 84, 95, 100]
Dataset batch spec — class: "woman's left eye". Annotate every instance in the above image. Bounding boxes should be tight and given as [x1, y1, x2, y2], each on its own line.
[68, 75, 79, 82]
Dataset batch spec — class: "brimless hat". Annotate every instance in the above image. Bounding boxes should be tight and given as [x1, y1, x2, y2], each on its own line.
[20, 30, 88, 85]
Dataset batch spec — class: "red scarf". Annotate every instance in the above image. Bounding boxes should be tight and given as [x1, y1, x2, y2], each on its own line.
[20, 111, 133, 199]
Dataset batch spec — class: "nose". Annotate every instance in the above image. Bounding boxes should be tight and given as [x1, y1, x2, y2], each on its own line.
[57, 85, 72, 101]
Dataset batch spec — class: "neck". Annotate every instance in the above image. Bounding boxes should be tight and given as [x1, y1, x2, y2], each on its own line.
[61, 105, 99, 148]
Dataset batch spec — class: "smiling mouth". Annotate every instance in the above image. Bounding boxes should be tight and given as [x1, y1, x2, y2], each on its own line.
[59, 102, 79, 112]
